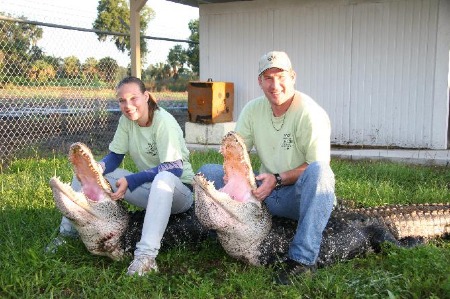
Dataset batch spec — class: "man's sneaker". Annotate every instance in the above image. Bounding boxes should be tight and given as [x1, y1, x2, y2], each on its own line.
[274, 259, 317, 285]
[126, 255, 158, 276]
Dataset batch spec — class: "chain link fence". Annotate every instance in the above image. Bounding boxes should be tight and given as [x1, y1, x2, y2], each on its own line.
[0, 16, 193, 163]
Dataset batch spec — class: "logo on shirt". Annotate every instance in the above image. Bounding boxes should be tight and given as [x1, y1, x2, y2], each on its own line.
[145, 142, 158, 156]
[281, 133, 293, 150]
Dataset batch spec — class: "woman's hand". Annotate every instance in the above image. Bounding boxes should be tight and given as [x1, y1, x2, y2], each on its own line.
[110, 177, 128, 200]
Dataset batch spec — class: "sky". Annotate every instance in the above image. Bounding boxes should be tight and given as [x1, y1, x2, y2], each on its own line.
[0, 0, 199, 67]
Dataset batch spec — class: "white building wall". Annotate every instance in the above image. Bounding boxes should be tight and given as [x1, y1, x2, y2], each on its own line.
[199, 0, 450, 149]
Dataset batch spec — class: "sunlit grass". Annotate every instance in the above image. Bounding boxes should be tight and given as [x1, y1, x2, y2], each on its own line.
[332, 159, 450, 206]
[0, 85, 187, 102]
[0, 152, 449, 298]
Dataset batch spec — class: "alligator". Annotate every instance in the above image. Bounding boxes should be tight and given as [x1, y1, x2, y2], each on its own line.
[49, 134, 450, 267]
[49, 142, 209, 261]
[193, 131, 450, 266]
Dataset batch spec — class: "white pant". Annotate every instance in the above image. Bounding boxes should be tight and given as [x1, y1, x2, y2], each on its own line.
[59, 168, 193, 258]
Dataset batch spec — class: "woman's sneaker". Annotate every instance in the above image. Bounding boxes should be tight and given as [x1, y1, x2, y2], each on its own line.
[126, 255, 158, 276]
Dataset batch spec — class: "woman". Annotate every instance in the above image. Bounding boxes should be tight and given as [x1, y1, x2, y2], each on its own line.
[47, 76, 194, 276]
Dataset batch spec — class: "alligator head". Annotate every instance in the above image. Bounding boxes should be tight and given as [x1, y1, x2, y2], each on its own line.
[194, 132, 450, 267]
[194, 131, 272, 265]
[49, 143, 130, 260]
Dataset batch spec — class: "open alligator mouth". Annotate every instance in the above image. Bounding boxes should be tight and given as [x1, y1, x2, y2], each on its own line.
[68, 142, 112, 202]
[217, 131, 258, 203]
[194, 131, 259, 204]
[49, 142, 115, 221]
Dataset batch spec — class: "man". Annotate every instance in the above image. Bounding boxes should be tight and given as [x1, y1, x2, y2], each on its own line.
[198, 51, 335, 285]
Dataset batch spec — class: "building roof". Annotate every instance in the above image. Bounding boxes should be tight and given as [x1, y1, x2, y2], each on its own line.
[167, 0, 253, 8]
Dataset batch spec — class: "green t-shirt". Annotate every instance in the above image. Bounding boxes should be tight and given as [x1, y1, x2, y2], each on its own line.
[235, 91, 331, 174]
[109, 108, 194, 184]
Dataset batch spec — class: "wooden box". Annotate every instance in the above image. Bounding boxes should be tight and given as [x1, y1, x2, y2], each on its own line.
[187, 81, 234, 124]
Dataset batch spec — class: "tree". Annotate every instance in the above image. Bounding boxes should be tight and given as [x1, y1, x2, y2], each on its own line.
[24, 43, 63, 80]
[93, 0, 155, 61]
[186, 19, 199, 75]
[63, 56, 81, 79]
[28, 46, 63, 78]
[0, 14, 43, 77]
[97, 57, 119, 83]
[28, 59, 56, 83]
[148, 62, 172, 81]
[29, 45, 44, 62]
[167, 44, 187, 79]
[41, 55, 63, 76]
[82, 57, 99, 81]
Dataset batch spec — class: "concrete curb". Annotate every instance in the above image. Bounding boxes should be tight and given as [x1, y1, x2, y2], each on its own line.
[187, 143, 450, 166]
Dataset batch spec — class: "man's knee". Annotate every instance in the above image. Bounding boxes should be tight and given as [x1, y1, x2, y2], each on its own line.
[197, 164, 223, 179]
[307, 161, 333, 175]
[296, 161, 335, 199]
[301, 161, 334, 183]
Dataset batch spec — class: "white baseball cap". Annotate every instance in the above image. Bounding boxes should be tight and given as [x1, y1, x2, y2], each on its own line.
[258, 51, 292, 76]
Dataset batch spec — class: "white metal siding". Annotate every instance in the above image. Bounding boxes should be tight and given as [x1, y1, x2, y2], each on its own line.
[199, 0, 450, 149]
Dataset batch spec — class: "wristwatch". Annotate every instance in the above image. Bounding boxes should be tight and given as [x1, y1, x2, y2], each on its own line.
[273, 173, 282, 190]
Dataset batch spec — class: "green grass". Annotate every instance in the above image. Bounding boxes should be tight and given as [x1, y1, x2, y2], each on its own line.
[1, 151, 449, 298]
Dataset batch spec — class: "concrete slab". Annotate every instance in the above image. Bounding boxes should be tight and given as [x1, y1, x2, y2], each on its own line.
[185, 121, 236, 145]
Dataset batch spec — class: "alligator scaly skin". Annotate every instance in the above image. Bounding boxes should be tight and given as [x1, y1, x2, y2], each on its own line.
[336, 203, 450, 239]
[50, 135, 450, 267]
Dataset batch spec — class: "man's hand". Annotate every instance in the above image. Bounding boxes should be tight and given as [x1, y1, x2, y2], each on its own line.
[252, 173, 277, 201]
[110, 177, 128, 200]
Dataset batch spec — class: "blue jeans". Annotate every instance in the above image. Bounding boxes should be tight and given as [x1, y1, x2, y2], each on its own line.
[197, 161, 335, 265]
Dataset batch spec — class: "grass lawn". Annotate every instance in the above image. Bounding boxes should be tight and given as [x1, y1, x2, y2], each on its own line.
[0, 150, 449, 298]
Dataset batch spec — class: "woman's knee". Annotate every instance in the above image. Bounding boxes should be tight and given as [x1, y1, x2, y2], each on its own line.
[153, 171, 178, 185]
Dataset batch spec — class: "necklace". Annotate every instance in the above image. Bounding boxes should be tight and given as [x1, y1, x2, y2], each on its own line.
[270, 94, 294, 131]
[270, 112, 286, 131]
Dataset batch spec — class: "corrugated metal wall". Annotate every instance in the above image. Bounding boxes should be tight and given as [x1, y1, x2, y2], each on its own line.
[199, 0, 450, 149]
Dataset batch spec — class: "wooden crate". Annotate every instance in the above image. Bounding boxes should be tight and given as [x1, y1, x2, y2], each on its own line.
[187, 81, 234, 124]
